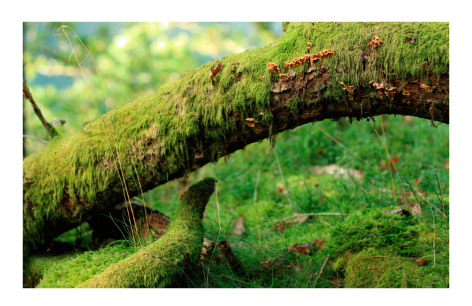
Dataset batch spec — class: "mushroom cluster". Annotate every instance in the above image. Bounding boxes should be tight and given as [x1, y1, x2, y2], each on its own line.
[367, 36, 383, 49]
[370, 81, 398, 100]
[283, 49, 335, 69]
[266, 62, 281, 73]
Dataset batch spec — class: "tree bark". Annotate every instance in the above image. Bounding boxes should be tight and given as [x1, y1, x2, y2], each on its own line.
[23, 22, 449, 249]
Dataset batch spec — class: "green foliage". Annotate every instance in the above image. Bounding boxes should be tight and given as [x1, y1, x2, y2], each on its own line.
[344, 247, 448, 288]
[35, 244, 134, 288]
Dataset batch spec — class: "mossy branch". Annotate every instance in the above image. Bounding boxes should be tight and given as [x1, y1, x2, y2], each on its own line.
[76, 177, 216, 288]
[23, 22, 449, 249]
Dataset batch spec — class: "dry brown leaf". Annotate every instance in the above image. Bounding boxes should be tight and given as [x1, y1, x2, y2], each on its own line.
[292, 213, 309, 224]
[287, 245, 298, 256]
[443, 159, 449, 170]
[329, 277, 341, 286]
[310, 165, 364, 181]
[410, 203, 422, 216]
[294, 243, 310, 255]
[259, 260, 273, 268]
[275, 183, 287, 195]
[402, 116, 414, 125]
[314, 238, 326, 250]
[231, 215, 246, 237]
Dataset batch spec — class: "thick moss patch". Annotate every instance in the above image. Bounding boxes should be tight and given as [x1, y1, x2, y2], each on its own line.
[35, 244, 134, 288]
[316, 208, 449, 288]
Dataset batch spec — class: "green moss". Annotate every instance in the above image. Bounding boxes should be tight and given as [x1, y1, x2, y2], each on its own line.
[75, 177, 215, 288]
[314, 208, 449, 288]
[35, 245, 134, 288]
[345, 248, 449, 288]
[23, 23, 449, 248]
[24, 251, 81, 287]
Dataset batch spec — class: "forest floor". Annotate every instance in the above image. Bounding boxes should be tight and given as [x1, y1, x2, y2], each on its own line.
[24, 114, 449, 288]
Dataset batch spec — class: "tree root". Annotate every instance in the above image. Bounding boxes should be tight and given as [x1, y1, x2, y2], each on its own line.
[76, 177, 216, 288]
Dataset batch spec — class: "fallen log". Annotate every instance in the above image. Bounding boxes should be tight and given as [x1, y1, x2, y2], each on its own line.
[23, 22, 449, 249]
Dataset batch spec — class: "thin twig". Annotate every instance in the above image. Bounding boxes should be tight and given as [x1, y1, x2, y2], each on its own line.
[374, 118, 396, 205]
[314, 255, 330, 287]
[314, 125, 375, 172]
[355, 254, 433, 259]
[274, 147, 293, 212]
[23, 135, 49, 144]
[220, 274, 250, 285]
[23, 79, 56, 138]
[254, 169, 261, 205]
[268, 212, 349, 225]
[430, 134, 448, 243]
[431, 206, 436, 266]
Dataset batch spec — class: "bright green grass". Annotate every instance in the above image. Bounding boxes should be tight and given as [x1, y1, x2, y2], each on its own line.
[33, 114, 448, 287]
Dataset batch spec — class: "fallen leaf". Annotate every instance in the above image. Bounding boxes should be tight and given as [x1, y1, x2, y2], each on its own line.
[292, 213, 308, 224]
[402, 116, 414, 125]
[310, 165, 364, 181]
[294, 243, 310, 255]
[380, 156, 400, 171]
[414, 178, 422, 185]
[231, 215, 246, 237]
[275, 183, 287, 195]
[210, 62, 223, 86]
[259, 260, 273, 268]
[329, 277, 341, 286]
[405, 37, 416, 44]
[314, 238, 326, 250]
[443, 159, 449, 170]
[290, 260, 303, 273]
[416, 259, 427, 266]
[287, 245, 298, 256]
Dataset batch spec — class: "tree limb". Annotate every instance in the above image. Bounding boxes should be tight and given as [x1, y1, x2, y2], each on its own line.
[23, 79, 57, 138]
[76, 178, 216, 288]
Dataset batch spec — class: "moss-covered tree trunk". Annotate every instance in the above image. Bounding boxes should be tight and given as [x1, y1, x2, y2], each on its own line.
[23, 22, 449, 249]
[76, 178, 215, 288]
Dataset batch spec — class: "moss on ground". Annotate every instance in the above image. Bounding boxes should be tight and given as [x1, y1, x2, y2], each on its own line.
[313, 208, 449, 288]
[23, 22, 449, 249]
[35, 244, 134, 288]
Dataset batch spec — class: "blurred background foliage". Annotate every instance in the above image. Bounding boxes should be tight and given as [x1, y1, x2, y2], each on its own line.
[23, 22, 283, 155]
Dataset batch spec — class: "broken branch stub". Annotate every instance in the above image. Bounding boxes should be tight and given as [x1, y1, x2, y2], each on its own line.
[218, 240, 246, 278]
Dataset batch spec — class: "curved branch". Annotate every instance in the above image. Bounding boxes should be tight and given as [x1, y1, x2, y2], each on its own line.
[76, 178, 216, 288]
